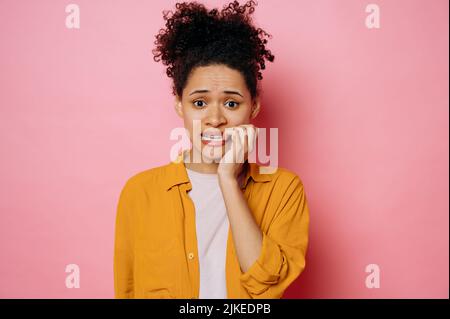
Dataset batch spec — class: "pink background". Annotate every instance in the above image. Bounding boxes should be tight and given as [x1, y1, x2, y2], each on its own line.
[0, 0, 448, 298]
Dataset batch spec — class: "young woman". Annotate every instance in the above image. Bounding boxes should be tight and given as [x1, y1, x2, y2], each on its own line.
[114, 0, 310, 299]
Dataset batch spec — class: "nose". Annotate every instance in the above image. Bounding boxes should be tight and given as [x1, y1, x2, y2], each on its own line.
[204, 105, 226, 127]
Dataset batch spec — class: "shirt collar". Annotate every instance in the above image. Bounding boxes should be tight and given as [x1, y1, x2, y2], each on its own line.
[164, 151, 274, 191]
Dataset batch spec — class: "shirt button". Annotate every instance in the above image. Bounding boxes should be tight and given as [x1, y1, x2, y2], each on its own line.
[188, 252, 194, 260]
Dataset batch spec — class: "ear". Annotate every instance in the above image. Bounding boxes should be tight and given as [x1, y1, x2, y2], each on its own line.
[250, 96, 261, 119]
[174, 95, 184, 118]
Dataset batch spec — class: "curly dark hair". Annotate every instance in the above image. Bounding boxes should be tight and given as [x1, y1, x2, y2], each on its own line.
[152, 0, 275, 101]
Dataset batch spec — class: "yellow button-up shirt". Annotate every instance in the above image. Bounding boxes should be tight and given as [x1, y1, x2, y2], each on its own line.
[114, 154, 310, 299]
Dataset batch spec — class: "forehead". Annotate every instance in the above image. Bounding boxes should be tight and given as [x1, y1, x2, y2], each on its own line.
[185, 64, 247, 92]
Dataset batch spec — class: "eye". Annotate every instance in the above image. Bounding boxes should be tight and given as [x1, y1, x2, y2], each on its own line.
[225, 101, 240, 109]
[193, 100, 206, 108]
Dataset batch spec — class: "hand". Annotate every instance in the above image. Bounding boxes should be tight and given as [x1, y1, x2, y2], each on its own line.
[217, 124, 259, 181]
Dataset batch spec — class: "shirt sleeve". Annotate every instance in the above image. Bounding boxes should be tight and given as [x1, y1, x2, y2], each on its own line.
[239, 175, 310, 298]
[114, 179, 136, 298]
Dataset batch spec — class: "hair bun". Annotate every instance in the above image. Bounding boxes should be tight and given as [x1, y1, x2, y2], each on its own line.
[152, 0, 274, 99]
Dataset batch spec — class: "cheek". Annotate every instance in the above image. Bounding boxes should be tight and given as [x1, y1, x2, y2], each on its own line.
[183, 108, 203, 123]
[182, 114, 195, 131]
[227, 112, 250, 125]
[182, 117, 200, 142]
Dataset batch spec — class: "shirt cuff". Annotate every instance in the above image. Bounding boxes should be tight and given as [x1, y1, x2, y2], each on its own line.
[239, 232, 286, 295]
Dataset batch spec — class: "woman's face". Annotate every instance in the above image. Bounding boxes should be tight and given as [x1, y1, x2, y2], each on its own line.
[175, 64, 260, 163]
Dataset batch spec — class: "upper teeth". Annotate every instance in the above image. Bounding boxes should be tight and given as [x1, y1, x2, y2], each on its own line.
[202, 134, 222, 140]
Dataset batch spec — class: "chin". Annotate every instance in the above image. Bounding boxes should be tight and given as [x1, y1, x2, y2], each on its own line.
[192, 145, 226, 163]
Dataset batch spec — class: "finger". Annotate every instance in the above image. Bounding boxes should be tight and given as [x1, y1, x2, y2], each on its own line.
[241, 127, 248, 160]
[223, 128, 235, 163]
[234, 126, 246, 150]
[235, 127, 247, 162]
[232, 128, 239, 163]
[240, 124, 256, 155]
[245, 125, 256, 154]
[223, 127, 233, 154]
[224, 127, 233, 142]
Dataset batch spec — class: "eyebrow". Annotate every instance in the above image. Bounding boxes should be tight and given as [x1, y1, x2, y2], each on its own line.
[189, 89, 244, 97]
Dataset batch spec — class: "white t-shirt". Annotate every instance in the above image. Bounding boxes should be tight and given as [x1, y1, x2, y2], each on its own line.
[186, 168, 229, 299]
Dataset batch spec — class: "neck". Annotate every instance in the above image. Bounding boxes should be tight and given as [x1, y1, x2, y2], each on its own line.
[183, 149, 220, 174]
[184, 162, 219, 174]
[182, 150, 249, 180]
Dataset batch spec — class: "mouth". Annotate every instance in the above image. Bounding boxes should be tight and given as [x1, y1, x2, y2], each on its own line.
[201, 132, 230, 146]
